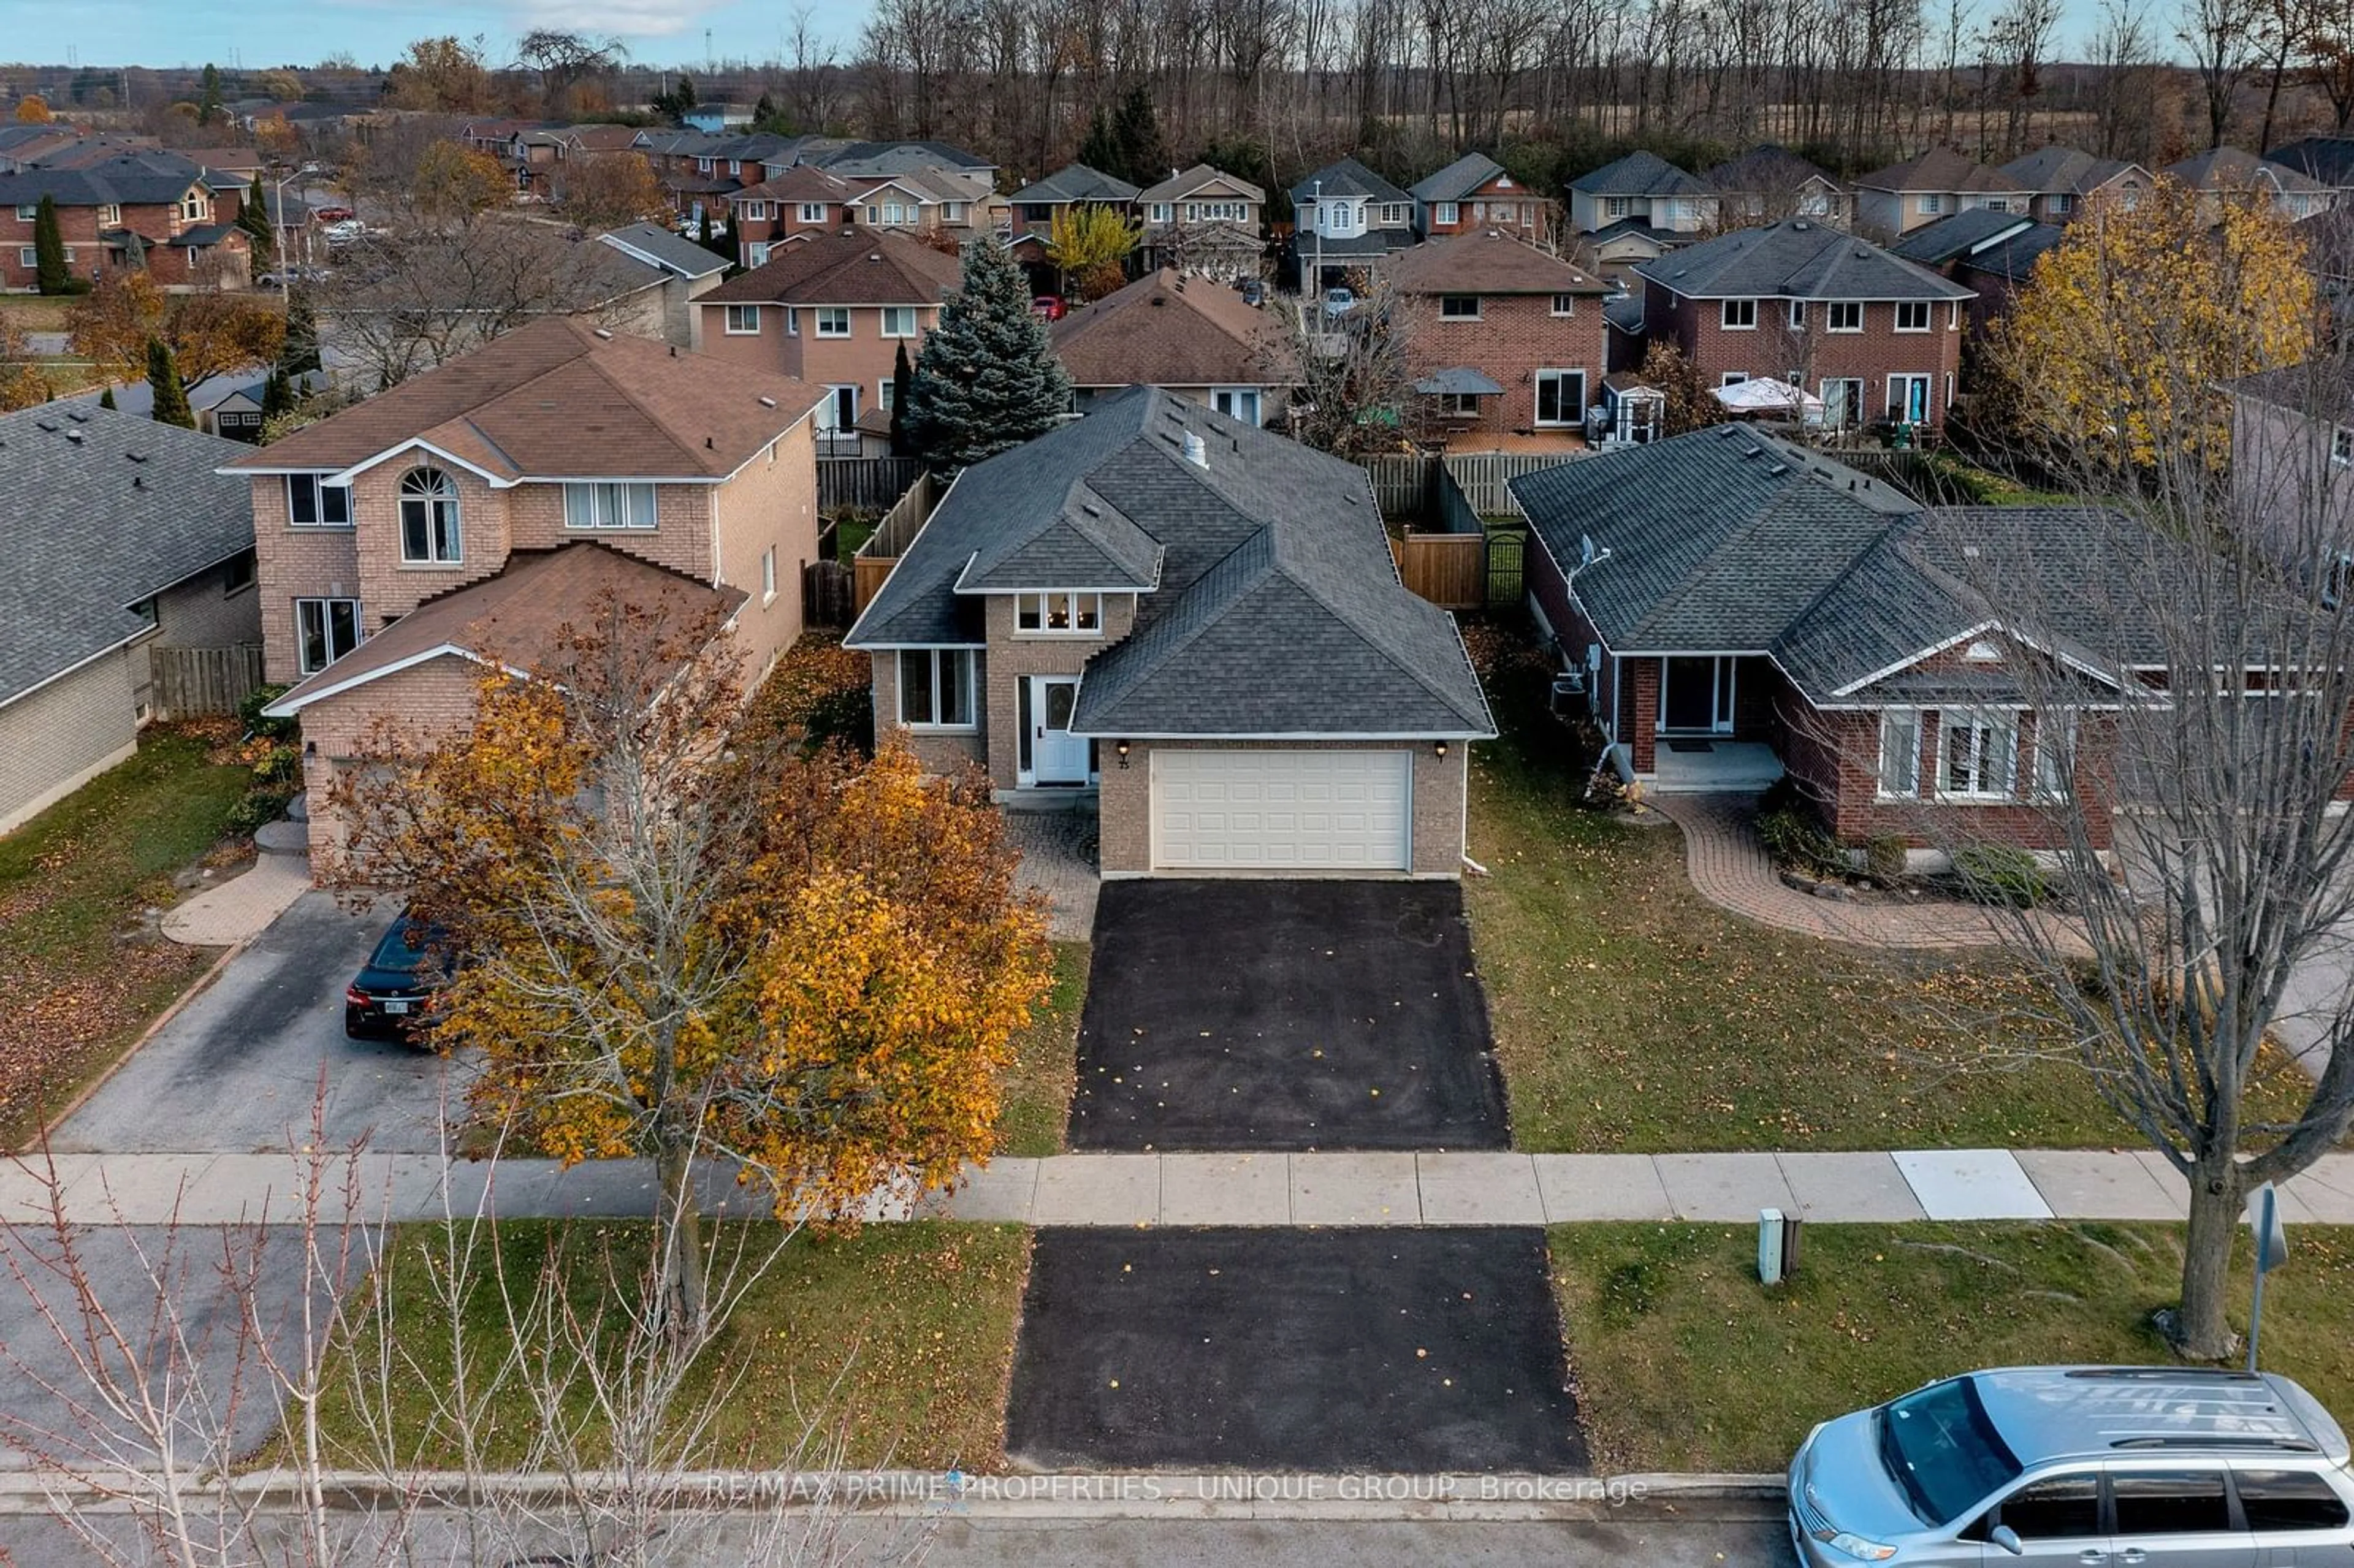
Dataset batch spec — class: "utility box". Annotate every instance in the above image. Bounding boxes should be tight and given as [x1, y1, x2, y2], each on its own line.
[1758, 1208, 1804, 1285]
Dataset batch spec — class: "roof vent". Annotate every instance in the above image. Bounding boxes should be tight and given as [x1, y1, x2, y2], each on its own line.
[1182, 431, 1209, 469]
[1793, 219, 1809, 230]
[758, 395, 777, 408]
[1767, 463, 1788, 476]
[66, 409, 89, 423]
[132, 474, 145, 489]
[125, 450, 148, 463]
[66, 430, 83, 444]
[705, 435, 715, 449]
[1081, 501, 1102, 517]
[592, 327, 614, 339]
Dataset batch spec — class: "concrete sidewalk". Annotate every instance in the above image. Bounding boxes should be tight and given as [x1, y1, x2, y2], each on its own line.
[10, 1147, 2353, 1228]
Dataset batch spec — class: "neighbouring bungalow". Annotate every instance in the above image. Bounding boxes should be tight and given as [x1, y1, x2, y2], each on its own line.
[1051, 268, 1292, 427]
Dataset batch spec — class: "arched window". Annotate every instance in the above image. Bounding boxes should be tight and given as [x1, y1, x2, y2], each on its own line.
[398, 468, 460, 563]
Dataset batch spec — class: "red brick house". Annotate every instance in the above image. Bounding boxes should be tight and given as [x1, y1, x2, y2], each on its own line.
[1627, 218, 1973, 431]
[0, 151, 253, 291]
[726, 164, 859, 267]
[1512, 427, 2171, 856]
[1385, 229, 1610, 447]
[1409, 152, 1553, 242]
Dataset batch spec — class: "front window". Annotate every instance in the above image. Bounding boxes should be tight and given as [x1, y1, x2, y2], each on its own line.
[1828, 300, 1864, 332]
[1604, 196, 1632, 219]
[1149, 202, 1173, 223]
[897, 648, 975, 726]
[1788, 299, 1807, 330]
[1434, 201, 1458, 226]
[398, 468, 461, 564]
[11, 204, 34, 221]
[815, 306, 851, 337]
[1919, 193, 1945, 215]
[745, 242, 771, 267]
[740, 200, 769, 220]
[1721, 297, 1758, 330]
[1895, 300, 1932, 332]
[2033, 710, 2076, 800]
[286, 473, 351, 527]
[1877, 710, 1921, 797]
[180, 191, 207, 221]
[295, 597, 361, 675]
[1015, 592, 1103, 634]
[1940, 711, 2019, 799]
[564, 481, 657, 530]
[1379, 202, 1407, 226]
[1440, 294, 1480, 319]
[723, 303, 760, 335]
[1551, 294, 1577, 316]
[1878, 1377, 2021, 1525]
[880, 306, 918, 337]
[1534, 369, 1586, 426]
[1211, 387, 1261, 425]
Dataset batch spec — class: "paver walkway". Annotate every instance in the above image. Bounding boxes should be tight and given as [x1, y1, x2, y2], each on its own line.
[1004, 809, 1099, 942]
[15, 1147, 2352, 1227]
[160, 852, 314, 946]
[1650, 793, 2078, 951]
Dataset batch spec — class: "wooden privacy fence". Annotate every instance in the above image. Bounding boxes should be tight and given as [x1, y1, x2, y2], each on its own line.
[151, 644, 264, 718]
[1389, 533, 1488, 612]
[818, 456, 922, 514]
[851, 470, 940, 615]
[1357, 451, 1575, 520]
[804, 561, 855, 630]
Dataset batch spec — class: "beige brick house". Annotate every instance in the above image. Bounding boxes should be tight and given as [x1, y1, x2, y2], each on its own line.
[225, 317, 828, 858]
[846, 388, 1494, 877]
[1385, 228, 1610, 448]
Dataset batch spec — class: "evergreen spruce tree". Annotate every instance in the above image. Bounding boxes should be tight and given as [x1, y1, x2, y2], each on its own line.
[904, 241, 1072, 476]
[238, 172, 274, 255]
[261, 365, 295, 421]
[888, 341, 915, 457]
[98, 386, 116, 410]
[1111, 85, 1167, 185]
[281, 289, 321, 374]
[147, 338, 196, 428]
[32, 196, 70, 295]
[198, 64, 224, 126]
[1076, 105, 1123, 182]
[698, 207, 732, 262]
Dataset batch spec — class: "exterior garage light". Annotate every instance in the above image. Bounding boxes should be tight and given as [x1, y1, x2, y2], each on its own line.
[1116, 739, 1131, 767]
[1434, 740, 1449, 759]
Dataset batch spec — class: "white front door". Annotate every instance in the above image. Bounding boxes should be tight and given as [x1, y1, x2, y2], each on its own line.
[1029, 676, 1090, 785]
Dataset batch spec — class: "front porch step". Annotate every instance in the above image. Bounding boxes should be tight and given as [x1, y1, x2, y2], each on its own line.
[254, 818, 310, 857]
[285, 791, 309, 823]
[996, 787, 1099, 813]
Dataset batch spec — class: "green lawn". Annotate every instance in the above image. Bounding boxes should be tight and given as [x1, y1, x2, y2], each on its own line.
[0, 294, 74, 332]
[997, 940, 1085, 1158]
[1552, 1221, 2354, 1475]
[0, 726, 251, 1149]
[304, 1220, 1031, 1473]
[1461, 655, 2310, 1152]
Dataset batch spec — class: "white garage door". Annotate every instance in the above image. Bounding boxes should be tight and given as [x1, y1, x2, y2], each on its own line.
[1152, 749, 1411, 872]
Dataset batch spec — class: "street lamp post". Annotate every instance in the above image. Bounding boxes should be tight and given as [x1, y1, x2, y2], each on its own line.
[271, 161, 320, 306]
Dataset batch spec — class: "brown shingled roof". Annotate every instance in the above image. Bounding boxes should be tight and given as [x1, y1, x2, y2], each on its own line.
[701, 225, 964, 306]
[731, 163, 856, 204]
[266, 542, 745, 715]
[1385, 227, 1610, 295]
[1856, 146, 2024, 194]
[226, 318, 826, 482]
[1049, 268, 1291, 390]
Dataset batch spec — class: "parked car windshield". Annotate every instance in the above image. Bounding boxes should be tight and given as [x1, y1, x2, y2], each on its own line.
[1878, 1377, 2021, 1525]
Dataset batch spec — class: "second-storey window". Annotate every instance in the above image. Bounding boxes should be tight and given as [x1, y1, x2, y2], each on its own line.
[1439, 294, 1480, 319]
[1551, 294, 1578, 316]
[1015, 592, 1103, 634]
[740, 200, 769, 220]
[1788, 299, 1807, 330]
[879, 306, 918, 337]
[1894, 300, 1932, 332]
[798, 201, 827, 222]
[287, 473, 352, 527]
[398, 468, 462, 563]
[565, 481, 657, 530]
[723, 303, 760, 335]
[1721, 297, 1758, 329]
[815, 306, 852, 337]
[1827, 300, 1864, 332]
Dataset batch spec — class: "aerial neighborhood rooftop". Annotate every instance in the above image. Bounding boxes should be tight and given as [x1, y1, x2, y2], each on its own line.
[11, 40, 2354, 1556]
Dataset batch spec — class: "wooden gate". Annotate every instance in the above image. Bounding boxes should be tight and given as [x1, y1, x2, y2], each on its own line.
[804, 561, 855, 630]
[1389, 533, 1487, 612]
[150, 644, 264, 718]
[1485, 528, 1526, 606]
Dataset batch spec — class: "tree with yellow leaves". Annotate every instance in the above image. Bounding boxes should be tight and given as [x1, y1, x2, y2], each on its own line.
[1987, 176, 2316, 477]
[1047, 203, 1142, 299]
[336, 601, 1050, 1334]
[14, 95, 51, 123]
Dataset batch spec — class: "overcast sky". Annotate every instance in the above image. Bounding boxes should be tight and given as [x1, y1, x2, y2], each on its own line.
[19, 0, 2125, 80]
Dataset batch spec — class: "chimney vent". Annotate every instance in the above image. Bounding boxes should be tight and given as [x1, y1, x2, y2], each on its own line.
[1182, 431, 1209, 468]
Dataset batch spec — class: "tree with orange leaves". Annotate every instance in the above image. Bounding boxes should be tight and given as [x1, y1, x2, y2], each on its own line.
[335, 601, 1049, 1334]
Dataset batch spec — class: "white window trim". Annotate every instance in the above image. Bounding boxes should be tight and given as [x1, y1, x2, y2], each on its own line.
[741, 200, 769, 220]
[1827, 300, 1864, 333]
[1887, 373, 1932, 422]
[814, 307, 852, 338]
[761, 546, 777, 606]
[896, 648, 977, 729]
[2333, 425, 2354, 468]
[1721, 298, 1758, 330]
[397, 470, 462, 566]
[563, 481, 658, 531]
[1937, 712, 2021, 802]
[1439, 294, 1482, 320]
[1788, 299, 1807, 330]
[286, 473, 353, 529]
[1534, 368, 1588, 428]
[294, 596, 361, 676]
[1893, 300, 1933, 333]
[1013, 591, 1105, 637]
[1550, 294, 1577, 318]
[879, 306, 918, 338]
[1876, 709, 1921, 800]
[723, 303, 760, 335]
[1434, 200, 1458, 226]
[797, 201, 827, 223]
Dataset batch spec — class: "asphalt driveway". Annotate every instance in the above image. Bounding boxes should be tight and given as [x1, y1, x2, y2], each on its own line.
[52, 890, 457, 1156]
[1005, 1227, 1585, 1472]
[1070, 880, 1507, 1151]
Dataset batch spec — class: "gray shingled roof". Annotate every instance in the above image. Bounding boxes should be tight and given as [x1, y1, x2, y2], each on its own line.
[1954, 223, 2065, 284]
[1009, 163, 1140, 205]
[0, 406, 255, 704]
[1291, 156, 1412, 205]
[0, 151, 207, 209]
[1136, 163, 1266, 205]
[1570, 150, 1712, 199]
[1409, 151, 1508, 203]
[2269, 136, 2354, 188]
[1889, 207, 2035, 264]
[598, 222, 729, 279]
[2166, 147, 2329, 193]
[848, 387, 1491, 737]
[1637, 218, 1973, 300]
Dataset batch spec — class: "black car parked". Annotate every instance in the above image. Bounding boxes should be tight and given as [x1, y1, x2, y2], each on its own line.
[345, 915, 456, 1041]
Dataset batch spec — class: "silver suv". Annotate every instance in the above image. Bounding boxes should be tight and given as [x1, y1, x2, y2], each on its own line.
[1788, 1366, 2354, 1567]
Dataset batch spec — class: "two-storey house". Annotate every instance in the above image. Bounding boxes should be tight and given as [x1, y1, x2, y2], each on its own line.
[1853, 148, 2027, 237]
[1890, 208, 2064, 339]
[0, 151, 251, 291]
[1007, 163, 1141, 246]
[846, 387, 1494, 876]
[1291, 158, 1416, 289]
[1386, 228, 1610, 448]
[1702, 145, 1850, 227]
[1629, 218, 1973, 430]
[1998, 146, 2150, 224]
[726, 164, 859, 267]
[1051, 268, 1291, 426]
[693, 226, 964, 454]
[226, 318, 828, 859]
[1408, 152, 1551, 242]
[1567, 151, 1719, 267]
[2164, 148, 2336, 223]
[1135, 163, 1265, 280]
